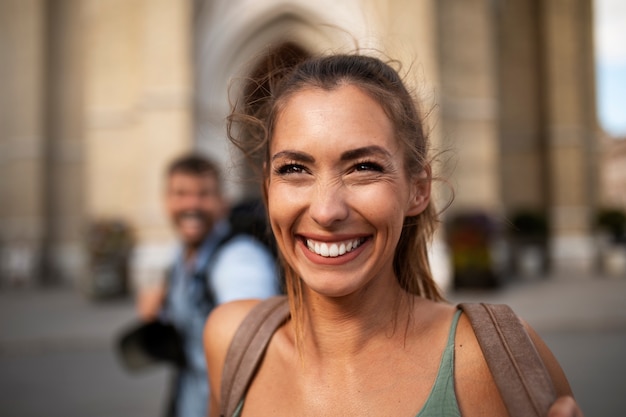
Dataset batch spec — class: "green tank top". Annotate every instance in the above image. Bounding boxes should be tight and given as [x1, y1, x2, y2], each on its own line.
[232, 309, 462, 417]
[415, 309, 462, 416]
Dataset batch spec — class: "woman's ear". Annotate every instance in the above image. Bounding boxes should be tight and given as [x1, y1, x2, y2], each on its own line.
[406, 166, 431, 217]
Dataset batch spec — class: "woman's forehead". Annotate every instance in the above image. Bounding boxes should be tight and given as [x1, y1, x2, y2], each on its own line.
[271, 85, 397, 153]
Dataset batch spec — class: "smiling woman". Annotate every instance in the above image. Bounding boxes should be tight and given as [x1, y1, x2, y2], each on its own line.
[267, 84, 428, 299]
[203, 52, 584, 417]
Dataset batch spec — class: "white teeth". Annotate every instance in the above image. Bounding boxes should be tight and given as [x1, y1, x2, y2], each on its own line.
[305, 238, 364, 258]
[320, 243, 329, 257]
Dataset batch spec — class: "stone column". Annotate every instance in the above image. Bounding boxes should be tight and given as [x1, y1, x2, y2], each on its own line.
[436, 0, 504, 287]
[540, 0, 597, 275]
[437, 0, 501, 214]
[83, 0, 193, 290]
[0, 0, 46, 285]
[497, 0, 545, 211]
[42, 0, 86, 285]
[380, 0, 452, 290]
[133, 0, 194, 289]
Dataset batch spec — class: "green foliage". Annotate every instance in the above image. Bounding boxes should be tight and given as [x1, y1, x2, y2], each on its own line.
[447, 212, 495, 270]
[596, 208, 626, 242]
[510, 210, 548, 239]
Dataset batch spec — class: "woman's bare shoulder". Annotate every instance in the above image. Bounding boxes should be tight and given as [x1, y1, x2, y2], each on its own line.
[205, 299, 261, 343]
[453, 308, 511, 416]
[204, 299, 264, 367]
[453, 306, 574, 416]
[522, 318, 573, 397]
[203, 299, 261, 412]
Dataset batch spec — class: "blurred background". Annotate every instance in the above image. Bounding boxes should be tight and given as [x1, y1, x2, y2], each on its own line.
[0, 0, 625, 416]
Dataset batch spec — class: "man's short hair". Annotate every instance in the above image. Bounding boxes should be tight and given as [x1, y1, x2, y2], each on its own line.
[166, 153, 222, 182]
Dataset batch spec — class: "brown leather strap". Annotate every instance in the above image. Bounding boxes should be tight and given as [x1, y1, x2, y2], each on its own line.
[220, 296, 290, 417]
[459, 303, 557, 417]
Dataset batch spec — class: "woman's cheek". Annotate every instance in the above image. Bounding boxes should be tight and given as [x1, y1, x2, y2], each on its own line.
[268, 183, 303, 242]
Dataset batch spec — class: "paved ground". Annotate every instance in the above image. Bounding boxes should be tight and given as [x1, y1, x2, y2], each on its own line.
[450, 275, 626, 416]
[0, 274, 625, 416]
[0, 288, 170, 417]
[449, 274, 626, 332]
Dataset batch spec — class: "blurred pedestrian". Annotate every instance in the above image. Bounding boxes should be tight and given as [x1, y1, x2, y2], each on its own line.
[137, 153, 280, 417]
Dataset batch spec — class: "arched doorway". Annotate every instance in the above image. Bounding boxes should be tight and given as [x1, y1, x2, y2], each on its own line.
[193, 2, 372, 199]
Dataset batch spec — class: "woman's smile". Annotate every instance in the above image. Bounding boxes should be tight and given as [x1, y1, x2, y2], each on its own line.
[305, 236, 367, 258]
[297, 234, 372, 266]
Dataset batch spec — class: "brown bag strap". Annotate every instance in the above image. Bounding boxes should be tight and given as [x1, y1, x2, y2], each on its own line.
[220, 296, 290, 417]
[458, 303, 557, 417]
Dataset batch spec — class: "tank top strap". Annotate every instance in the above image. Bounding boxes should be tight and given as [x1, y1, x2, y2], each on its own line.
[415, 309, 462, 417]
[446, 309, 463, 347]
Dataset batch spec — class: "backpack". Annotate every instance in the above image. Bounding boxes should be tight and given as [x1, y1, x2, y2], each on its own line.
[223, 197, 278, 260]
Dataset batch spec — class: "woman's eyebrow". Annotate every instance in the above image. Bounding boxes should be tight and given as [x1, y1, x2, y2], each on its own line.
[340, 146, 392, 161]
[271, 150, 315, 163]
[271, 146, 391, 163]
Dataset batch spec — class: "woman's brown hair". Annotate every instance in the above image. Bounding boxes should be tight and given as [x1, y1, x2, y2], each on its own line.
[228, 49, 444, 345]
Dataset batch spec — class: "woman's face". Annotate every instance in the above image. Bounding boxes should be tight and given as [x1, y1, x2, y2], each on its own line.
[267, 84, 429, 298]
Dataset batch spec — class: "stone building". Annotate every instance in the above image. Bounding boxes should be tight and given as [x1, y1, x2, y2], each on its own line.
[0, 0, 600, 290]
[601, 135, 626, 210]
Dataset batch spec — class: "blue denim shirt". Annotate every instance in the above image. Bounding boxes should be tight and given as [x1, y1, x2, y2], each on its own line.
[165, 220, 280, 417]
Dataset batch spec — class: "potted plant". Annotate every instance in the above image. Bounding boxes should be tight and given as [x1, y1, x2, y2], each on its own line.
[595, 208, 626, 277]
[84, 219, 134, 299]
[446, 211, 501, 289]
[510, 209, 549, 278]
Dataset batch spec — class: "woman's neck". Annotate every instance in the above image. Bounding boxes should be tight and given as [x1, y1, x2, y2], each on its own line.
[298, 281, 414, 360]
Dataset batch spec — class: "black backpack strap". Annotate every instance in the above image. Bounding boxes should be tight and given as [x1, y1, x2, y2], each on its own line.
[458, 303, 557, 417]
[220, 296, 290, 417]
[194, 231, 239, 312]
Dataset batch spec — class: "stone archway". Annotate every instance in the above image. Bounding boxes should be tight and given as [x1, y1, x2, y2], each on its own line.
[193, 1, 373, 199]
[230, 42, 312, 197]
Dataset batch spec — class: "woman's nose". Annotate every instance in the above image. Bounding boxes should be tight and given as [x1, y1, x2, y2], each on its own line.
[309, 181, 349, 227]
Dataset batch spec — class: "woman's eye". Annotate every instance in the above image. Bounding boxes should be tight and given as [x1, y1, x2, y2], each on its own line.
[275, 163, 307, 175]
[354, 161, 384, 172]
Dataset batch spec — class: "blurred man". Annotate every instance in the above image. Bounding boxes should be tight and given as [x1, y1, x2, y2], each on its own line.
[137, 153, 280, 417]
